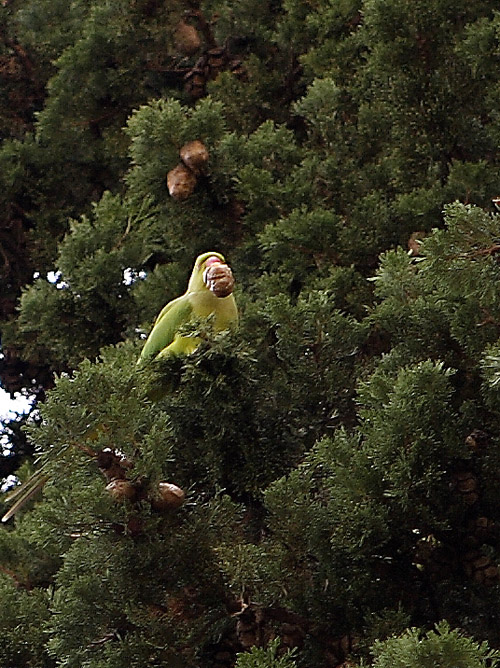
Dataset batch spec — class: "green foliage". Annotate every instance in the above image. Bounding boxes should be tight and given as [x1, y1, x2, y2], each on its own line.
[372, 202, 500, 363]
[14, 0, 91, 60]
[370, 621, 500, 668]
[44, 495, 237, 668]
[243, 360, 465, 624]
[4, 193, 153, 369]
[0, 575, 52, 668]
[259, 207, 341, 280]
[4, 1, 500, 667]
[235, 639, 297, 668]
[292, 78, 342, 144]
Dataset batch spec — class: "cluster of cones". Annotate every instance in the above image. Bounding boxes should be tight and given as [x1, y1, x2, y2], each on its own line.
[183, 44, 246, 100]
[210, 600, 358, 668]
[413, 429, 499, 586]
[167, 139, 210, 201]
[98, 448, 185, 519]
[171, 10, 247, 101]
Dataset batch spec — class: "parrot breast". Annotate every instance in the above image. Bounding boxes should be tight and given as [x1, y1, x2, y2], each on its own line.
[139, 251, 238, 365]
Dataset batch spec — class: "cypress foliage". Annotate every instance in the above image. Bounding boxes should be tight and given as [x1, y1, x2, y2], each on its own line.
[2, 1, 500, 667]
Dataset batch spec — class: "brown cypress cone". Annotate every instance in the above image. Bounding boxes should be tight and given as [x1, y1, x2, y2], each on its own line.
[450, 470, 479, 505]
[174, 20, 202, 56]
[179, 140, 209, 175]
[106, 479, 137, 501]
[184, 67, 206, 99]
[205, 46, 228, 76]
[463, 550, 499, 585]
[183, 47, 245, 98]
[167, 163, 197, 200]
[125, 516, 144, 537]
[236, 619, 259, 649]
[408, 231, 426, 256]
[465, 429, 489, 454]
[281, 622, 306, 649]
[467, 516, 496, 544]
[150, 482, 186, 511]
[229, 59, 247, 80]
[97, 448, 133, 481]
[235, 606, 270, 650]
[481, 564, 500, 586]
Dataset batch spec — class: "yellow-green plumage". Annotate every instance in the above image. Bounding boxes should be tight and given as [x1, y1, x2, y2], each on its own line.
[138, 252, 238, 365]
[2, 254, 236, 523]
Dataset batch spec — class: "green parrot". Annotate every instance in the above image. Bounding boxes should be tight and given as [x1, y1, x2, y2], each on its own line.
[137, 251, 238, 365]
[1, 253, 237, 523]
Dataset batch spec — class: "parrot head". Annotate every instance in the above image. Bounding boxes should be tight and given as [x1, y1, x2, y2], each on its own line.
[188, 252, 235, 297]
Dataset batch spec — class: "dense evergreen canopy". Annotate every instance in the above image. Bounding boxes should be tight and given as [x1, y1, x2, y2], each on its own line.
[2, 1, 500, 666]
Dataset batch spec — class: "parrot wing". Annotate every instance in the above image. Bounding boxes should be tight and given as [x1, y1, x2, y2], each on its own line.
[138, 295, 194, 364]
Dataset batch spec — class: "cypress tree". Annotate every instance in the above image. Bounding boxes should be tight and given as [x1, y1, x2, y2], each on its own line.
[2, 2, 500, 667]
